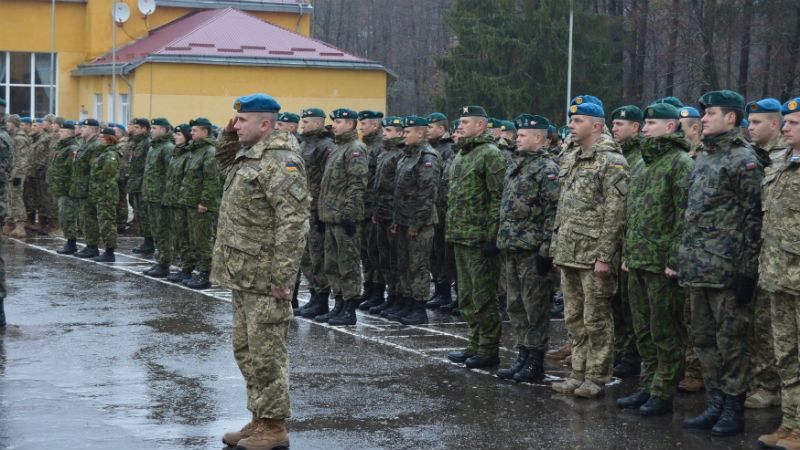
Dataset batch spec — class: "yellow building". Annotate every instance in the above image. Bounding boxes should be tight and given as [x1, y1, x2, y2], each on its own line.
[0, 0, 390, 125]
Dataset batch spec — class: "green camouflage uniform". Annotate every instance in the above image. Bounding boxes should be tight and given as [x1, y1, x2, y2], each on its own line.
[48, 135, 80, 238]
[446, 133, 506, 356]
[178, 137, 220, 273]
[429, 134, 456, 286]
[372, 137, 404, 297]
[70, 135, 101, 246]
[299, 127, 334, 293]
[361, 131, 383, 287]
[7, 129, 31, 224]
[142, 134, 175, 266]
[625, 134, 693, 399]
[127, 133, 151, 237]
[497, 149, 560, 352]
[88, 144, 121, 248]
[117, 135, 130, 227]
[164, 143, 192, 271]
[0, 128, 12, 309]
[25, 130, 57, 222]
[212, 129, 309, 419]
[678, 130, 764, 396]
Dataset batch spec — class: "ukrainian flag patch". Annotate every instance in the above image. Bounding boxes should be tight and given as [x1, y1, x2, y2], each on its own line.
[286, 161, 298, 171]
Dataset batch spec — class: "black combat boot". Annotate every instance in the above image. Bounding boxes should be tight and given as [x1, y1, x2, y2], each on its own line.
[145, 264, 170, 278]
[425, 281, 444, 308]
[617, 389, 651, 409]
[132, 237, 155, 254]
[369, 292, 396, 314]
[711, 393, 745, 436]
[92, 248, 115, 263]
[143, 263, 160, 275]
[613, 360, 641, 379]
[429, 282, 452, 308]
[381, 295, 408, 319]
[639, 395, 673, 416]
[496, 348, 529, 380]
[57, 238, 78, 255]
[291, 274, 301, 313]
[498, 294, 509, 321]
[74, 245, 99, 258]
[328, 298, 358, 326]
[359, 283, 385, 310]
[399, 300, 428, 325]
[465, 353, 500, 369]
[296, 288, 316, 316]
[301, 290, 330, 318]
[386, 296, 414, 322]
[683, 389, 725, 430]
[514, 349, 545, 383]
[167, 269, 193, 283]
[314, 296, 343, 323]
[186, 271, 210, 289]
[359, 282, 374, 304]
[447, 349, 475, 363]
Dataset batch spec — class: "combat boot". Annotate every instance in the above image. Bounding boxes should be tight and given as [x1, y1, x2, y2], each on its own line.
[222, 412, 257, 447]
[427, 282, 452, 308]
[776, 429, 800, 450]
[552, 377, 583, 394]
[399, 300, 428, 325]
[167, 269, 193, 283]
[711, 393, 745, 436]
[314, 296, 343, 323]
[359, 283, 385, 310]
[186, 271, 210, 289]
[9, 222, 27, 238]
[74, 245, 99, 259]
[92, 248, 115, 263]
[56, 238, 78, 255]
[574, 380, 604, 398]
[639, 396, 673, 417]
[496, 348, 529, 380]
[381, 295, 409, 319]
[465, 353, 500, 369]
[234, 418, 289, 450]
[300, 291, 330, 318]
[514, 350, 545, 383]
[447, 349, 475, 363]
[759, 426, 794, 449]
[0, 298, 6, 327]
[132, 237, 155, 254]
[386, 296, 414, 322]
[613, 360, 641, 379]
[683, 389, 724, 430]
[144, 264, 170, 278]
[327, 298, 358, 326]
[425, 282, 444, 308]
[617, 389, 650, 409]
[369, 292, 396, 314]
[546, 342, 572, 361]
[745, 388, 781, 409]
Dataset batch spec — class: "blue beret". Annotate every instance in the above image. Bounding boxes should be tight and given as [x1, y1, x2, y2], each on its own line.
[746, 98, 782, 115]
[62, 120, 76, 130]
[278, 112, 300, 123]
[330, 108, 357, 120]
[740, 118, 749, 128]
[383, 116, 404, 128]
[427, 112, 448, 123]
[403, 116, 429, 128]
[21, 116, 32, 124]
[571, 95, 604, 109]
[357, 110, 383, 121]
[35, 118, 43, 124]
[783, 98, 800, 115]
[301, 108, 325, 119]
[679, 107, 701, 118]
[569, 102, 605, 118]
[233, 93, 281, 113]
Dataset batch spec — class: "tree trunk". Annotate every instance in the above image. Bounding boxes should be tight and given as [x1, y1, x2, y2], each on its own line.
[665, 0, 680, 95]
[737, 0, 752, 96]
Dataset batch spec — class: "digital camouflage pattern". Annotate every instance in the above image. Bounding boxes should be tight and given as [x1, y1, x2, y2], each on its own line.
[48, 135, 78, 198]
[27, 130, 57, 219]
[69, 135, 101, 199]
[299, 127, 334, 292]
[396, 225, 434, 301]
[505, 250, 551, 352]
[392, 143, 440, 229]
[88, 144, 121, 248]
[318, 129, 368, 224]
[163, 144, 191, 207]
[454, 244, 501, 356]
[429, 133, 455, 225]
[142, 134, 175, 203]
[769, 290, 800, 428]
[0, 128, 11, 302]
[7, 129, 31, 223]
[429, 134, 456, 285]
[126, 134, 150, 194]
[372, 137, 404, 222]
[361, 131, 383, 286]
[164, 144, 192, 271]
[362, 131, 383, 217]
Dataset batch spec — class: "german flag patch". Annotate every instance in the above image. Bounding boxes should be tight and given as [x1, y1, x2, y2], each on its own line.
[746, 162, 758, 171]
[286, 161, 298, 171]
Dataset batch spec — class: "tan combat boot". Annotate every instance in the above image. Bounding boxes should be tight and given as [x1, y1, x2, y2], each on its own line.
[235, 418, 289, 450]
[2, 223, 13, 235]
[758, 425, 793, 448]
[9, 222, 27, 238]
[678, 376, 704, 393]
[552, 377, 583, 394]
[222, 413, 257, 446]
[574, 380, 604, 399]
[775, 428, 800, 450]
[546, 342, 572, 361]
[745, 388, 781, 409]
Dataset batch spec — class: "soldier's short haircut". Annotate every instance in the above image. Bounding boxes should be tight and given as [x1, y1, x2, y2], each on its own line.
[719, 107, 744, 127]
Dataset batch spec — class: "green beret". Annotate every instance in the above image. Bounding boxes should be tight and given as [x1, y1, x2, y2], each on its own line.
[383, 116, 404, 128]
[233, 93, 281, 113]
[459, 105, 487, 118]
[301, 108, 325, 119]
[486, 118, 501, 129]
[62, 120, 77, 130]
[357, 110, 383, 121]
[451, 119, 460, 130]
[81, 118, 100, 127]
[610, 105, 643, 122]
[330, 108, 357, 120]
[0, 98, 6, 107]
[514, 114, 551, 130]
[500, 120, 516, 131]
[644, 103, 681, 119]
[101, 127, 116, 137]
[571, 95, 604, 109]
[783, 98, 800, 116]
[189, 117, 213, 129]
[133, 118, 150, 128]
[427, 112, 448, 123]
[654, 96, 684, 108]
[558, 126, 570, 139]
[404, 116, 429, 128]
[699, 90, 745, 110]
[278, 112, 300, 123]
[547, 125, 557, 135]
[151, 117, 172, 129]
[174, 124, 192, 140]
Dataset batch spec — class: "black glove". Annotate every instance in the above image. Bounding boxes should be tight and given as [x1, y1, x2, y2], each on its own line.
[12, 178, 21, 187]
[535, 255, 554, 276]
[481, 240, 500, 257]
[316, 220, 326, 233]
[733, 273, 756, 305]
[341, 218, 357, 237]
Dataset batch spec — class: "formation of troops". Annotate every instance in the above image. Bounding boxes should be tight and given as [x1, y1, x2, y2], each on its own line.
[0, 87, 799, 450]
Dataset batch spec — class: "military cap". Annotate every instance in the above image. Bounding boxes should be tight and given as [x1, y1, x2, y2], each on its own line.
[6, 115, 21, 126]
[459, 105, 488, 118]
[189, 117, 213, 129]
[357, 110, 383, 121]
[151, 117, 172, 129]
[569, 102, 605, 118]
[654, 96, 684, 108]
[21, 116, 32, 124]
[500, 120, 516, 131]
[0, 98, 6, 107]
[383, 116, 404, 128]
[486, 118, 501, 129]
[301, 108, 325, 118]
[81, 118, 100, 127]
[547, 124, 557, 135]
[698, 90, 745, 110]
[404, 116, 429, 128]
[571, 95, 604, 109]
[233, 93, 281, 113]
[330, 108, 357, 120]
[101, 127, 117, 137]
[746, 98, 782, 115]
[451, 119, 460, 130]
[43, 114, 56, 123]
[62, 120, 76, 130]
[611, 105, 643, 122]
[644, 102, 681, 119]
[174, 123, 192, 140]
[741, 118, 750, 128]
[558, 125, 571, 139]
[782, 97, 800, 116]
[132, 117, 149, 128]
[514, 114, 551, 130]
[278, 112, 300, 123]
[113, 123, 127, 132]
[427, 112, 448, 123]
[679, 106, 701, 118]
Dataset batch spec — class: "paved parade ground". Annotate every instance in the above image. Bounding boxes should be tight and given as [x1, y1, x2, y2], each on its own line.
[0, 236, 780, 449]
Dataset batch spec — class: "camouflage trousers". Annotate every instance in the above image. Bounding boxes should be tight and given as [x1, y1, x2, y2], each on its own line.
[682, 290, 703, 379]
[0, 236, 5, 300]
[6, 178, 26, 223]
[690, 286, 750, 395]
[299, 213, 328, 292]
[505, 251, 551, 352]
[324, 223, 362, 300]
[768, 289, 800, 429]
[628, 268, 684, 399]
[430, 222, 456, 284]
[375, 219, 398, 295]
[613, 271, 640, 366]
[147, 202, 172, 267]
[171, 207, 193, 272]
[454, 244, 501, 356]
[188, 208, 215, 272]
[396, 225, 434, 301]
[130, 192, 150, 238]
[58, 196, 79, 239]
[561, 266, 616, 383]
[748, 287, 780, 392]
[361, 219, 382, 285]
[24, 176, 57, 221]
[78, 198, 99, 246]
[231, 289, 291, 419]
[84, 199, 117, 248]
[117, 179, 128, 227]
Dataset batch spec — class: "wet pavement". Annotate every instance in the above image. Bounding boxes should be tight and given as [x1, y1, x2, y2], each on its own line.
[0, 236, 780, 449]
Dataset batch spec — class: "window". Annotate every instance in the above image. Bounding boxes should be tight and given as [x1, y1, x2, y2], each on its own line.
[119, 93, 130, 125]
[0, 52, 57, 117]
[94, 94, 103, 120]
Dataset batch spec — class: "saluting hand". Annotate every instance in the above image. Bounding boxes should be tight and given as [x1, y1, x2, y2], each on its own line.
[225, 117, 238, 134]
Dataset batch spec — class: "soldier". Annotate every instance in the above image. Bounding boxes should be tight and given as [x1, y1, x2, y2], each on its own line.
[142, 118, 175, 278]
[128, 118, 153, 254]
[616, 102, 693, 416]
[71, 120, 103, 258]
[87, 128, 122, 262]
[756, 97, 800, 450]
[445, 106, 506, 369]
[680, 90, 763, 436]
[116, 122, 131, 232]
[315, 108, 368, 326]
[495, 114, 560, 383]
[164, 125, 193, 283]
[275, 112, 300, 139]
[679, 107, 703, 158]
[551, 96, 628, 399]
[50, 121, 80, 254]
[24, 119, 45, 229]
[357, 110, 384, 308]
[0, 113, 11, 327]
[25, 116, 57, 233]
[498, 120, 517, 156]
[213, 94, 308, 450]
[4, 115, 31, 238]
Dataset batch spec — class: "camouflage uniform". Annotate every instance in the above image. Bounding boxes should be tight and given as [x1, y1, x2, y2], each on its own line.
[88, 144, 121, 248]
[552, 134, 628, 384]
[117, 135, 130, 228]
[0, 127, 12, 323]
[318, 129, 368, 301]
[372, 137, 404, 297]
[393, 142, 440, 301]
[678, 130, 763, 396]
[625, 134, 693, 399]
[497, 149, 560, 352]
[142, 134, 175, 266]
[7, 129, 31, 224]
[127, 133, 151, 237]
[361, 131, 383, 288]
[446, 133, 506, 356]
[178, 138, 221, 273]
[164, 144, 192, 271]
[25, 130, 57, 223]
[429, 134, 457, 288]
[299, 127, 334, 293]
[48, 135, 80, 239]
[70, 136, 101, 246]
[212, 129, 309, 419]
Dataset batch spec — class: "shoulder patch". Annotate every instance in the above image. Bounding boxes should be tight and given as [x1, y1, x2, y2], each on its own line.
[547, 173, 557, 181]
[352, 151, 362, 157]
[745, 162, 758, 171]
[285, 161, 299, 171]
[424, 161, 433, 168]
[611, 161, 626, 170]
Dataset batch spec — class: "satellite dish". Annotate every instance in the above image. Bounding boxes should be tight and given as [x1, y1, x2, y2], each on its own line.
[112, 2, 131, 24]
[138, 0, 156, 16]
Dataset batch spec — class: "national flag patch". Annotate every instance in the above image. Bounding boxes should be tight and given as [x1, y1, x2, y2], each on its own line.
[424, 162, 433, 167]
[611, 161, 625, 170]
[547, 174, 557, 181]
[352, 151, 361, 157]
[746, 162, 758, 171]
[286, 161, 298, 171]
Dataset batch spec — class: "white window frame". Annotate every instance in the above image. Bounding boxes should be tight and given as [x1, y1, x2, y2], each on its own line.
[94, 93, 103, 120]
[0, 52, 59, 117]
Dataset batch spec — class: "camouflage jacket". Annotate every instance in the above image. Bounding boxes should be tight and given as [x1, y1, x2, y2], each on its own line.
[177, 138, 221, 211]
[497, 149, 560, 254]
[362, 131, 383, 217]
[48, 136, 79, 197]
[318, 129, 368, 224]
[29, 131, 55, 179]
[624, 134, 693, 273]
[445, 134, 506, 246]
[163, 143, 191, 207]
[392, 142, 440, 229]
[754, 135, 788, 162]
[10, 129, 31, 180]
[89, 144, 121, 204]
[620, 136, 644, 179]
[429, 134, 455, 224]
[299, 127, 334, 215]
[126, 134, 151, 193]
[552, 134, 628, 269]
[678, 130, 764, 287]
[142, 134, 175, 203]
[0, 129, 12, 220]
[211, 129, 309, 293]
[758, 149, 800, 295]
[69, 135, 101, 199]
[372, 137, 404, 221]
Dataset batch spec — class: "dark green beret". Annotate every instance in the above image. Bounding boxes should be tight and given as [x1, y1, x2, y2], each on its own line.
[451, 119, 460, 130]
[514, 114, 551, 130]
[459, 105, 487, 118]
[62, 120, 76, 130]
[133, 117, 150, 128]
[645, 103, 681, 119]
[101, 127, 116, 136]
[486, 118, 501, 129]
[698, 90, 745, 110]
[547, 125, 557, 135]
[783, 97, 800, 116]
[427, 112, 448, 123]
[278, 112, 300, 123]
[654, 96, 684, 108]
[500, 120, 516, 131]
[151, 117, 172, 129]
[81, 118, 100, 127]
[233, 93, 281, 113]
[404, 116, 429, 128]
[558, 126, 570, 139]
[571, 95, 604, 109]
[189, 117, 213, 129]
[330, 108, 358, 120]
[174, 124, 192, 140]
[0, 98, 6, 107]
[301, 108, 325, 118]
[383, 116, 404, 128]
[357, 110, 383, 121]
[610, 105, 643, 122]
